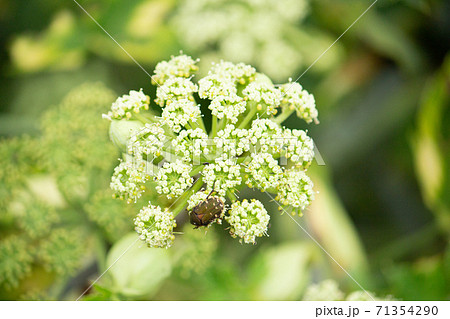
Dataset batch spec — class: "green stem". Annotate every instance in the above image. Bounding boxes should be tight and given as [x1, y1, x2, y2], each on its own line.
[190, 165, 205, 176]
[273, 108, 294, 124]
[133, 112, 157, 124]
[172, 177, 204, 216]
[217, 118, 228, 132]
[238, 105, 258, 129]
[197, 116, 207, 133]
[188, 119, 199, 131]
[237, 155, 251, 164]
[227, 190, 237, 202]
[163, 127, 177, 139]
[210, 115, 218, 138]
[185, 122, 193, 130]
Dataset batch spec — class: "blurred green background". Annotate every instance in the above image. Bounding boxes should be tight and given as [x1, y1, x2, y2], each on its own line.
[0, 0, 449, 300]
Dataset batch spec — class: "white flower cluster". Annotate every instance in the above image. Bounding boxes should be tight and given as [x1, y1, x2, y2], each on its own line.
[277, 168, 315, 211]
[198, 73, 237, 100]
[225, 199, 270, 244]
[127, 123, 167, 158]
[172, 128, 210, 161]
[187, 190, 209, 211]
[281, 128, 315, 165]
[243, 81, 282, 115]
[245, 153, 283, 191]
[199, 61, 256, 123]
[280, 81, 318, 124]
[105, 54, 319, 248]
[248, 118, 282, 153]
[209, 94, 246, 124]
[202, 159, 242, 196]
[161, 99, 201, 133]
[152, 54, 199, 85]
[134, 203, 177, 248]
[209, 61, 256, 84]
[155, 160, 193, 199]
[215, 125, 250, 157]
[110, 159, 148, 204]
[171, 0, 313, 81]
[155, 77, 198, 107]
[105, 89, 149, 120]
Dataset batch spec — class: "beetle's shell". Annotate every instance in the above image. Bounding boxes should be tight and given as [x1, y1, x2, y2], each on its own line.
[190, 196, 224, 227]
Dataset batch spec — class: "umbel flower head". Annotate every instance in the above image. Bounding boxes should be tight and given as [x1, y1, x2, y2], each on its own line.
[170, 0, 340, 82]
[226, 199, 270, 244]
[104, 54, 319, 248]
[134, 203, 177, 248]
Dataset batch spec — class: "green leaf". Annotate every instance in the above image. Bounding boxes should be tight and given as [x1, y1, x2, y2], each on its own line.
[412, 55, 450, 233]
[385, 255, 450, 300]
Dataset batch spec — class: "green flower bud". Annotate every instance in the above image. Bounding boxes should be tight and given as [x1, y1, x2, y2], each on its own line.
[109, 119, 144, 152]
[253, 72, 273, 85]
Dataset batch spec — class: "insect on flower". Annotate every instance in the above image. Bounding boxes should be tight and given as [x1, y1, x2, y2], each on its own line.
[189, 187, 225, 228]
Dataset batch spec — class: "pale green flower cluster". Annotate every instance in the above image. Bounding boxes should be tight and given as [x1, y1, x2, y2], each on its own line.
[134, 203, 177, 248]
[226, 199, 270, 244]
[171, 0, 309, 81]
[104, 54, 319, 247]
[104, 89, 150, 120]
[302, 280, 392, 301]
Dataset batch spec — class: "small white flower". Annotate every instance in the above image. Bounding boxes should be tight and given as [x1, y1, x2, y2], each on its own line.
[281, 128, 315, 165]
[198, 73, 237, 100]
[105, 89, 149, 120]
[110, 159, 149, 203]
[172, 128, 210, 162]
[209, 61, 256, 84]
[225, 199, 270, 244]
[302, 280, 345, 301]
[152, 54, 199, 85]
[280, 81, 318, 124]
[242, 81, 282, 115]
[276, 168, 314, 212]
[127, 123, 167, 158]
[245, 153, 283, 191]
[155, 77, 198, 106]
[209, 94, 246, 124]
[248, 118, 282, 154]
[155, 160, 194, 199]
[161, 99, 201, 133]
[202, 159, 241, 196]
[134, 203, 177, 248]
[215, 124, 250, 157]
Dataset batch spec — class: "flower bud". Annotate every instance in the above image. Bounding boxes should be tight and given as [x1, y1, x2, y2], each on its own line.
[109, 119, 144, 152]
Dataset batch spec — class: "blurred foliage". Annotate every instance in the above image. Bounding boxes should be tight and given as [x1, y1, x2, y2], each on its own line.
[6, 0, 341, 82]
[412, 55, 450, 233]
[0, 83, 141, 300]
[0, 0, 449, 301]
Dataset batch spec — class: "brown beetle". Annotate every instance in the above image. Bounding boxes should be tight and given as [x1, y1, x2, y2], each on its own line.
[189, 189, 224, 228]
